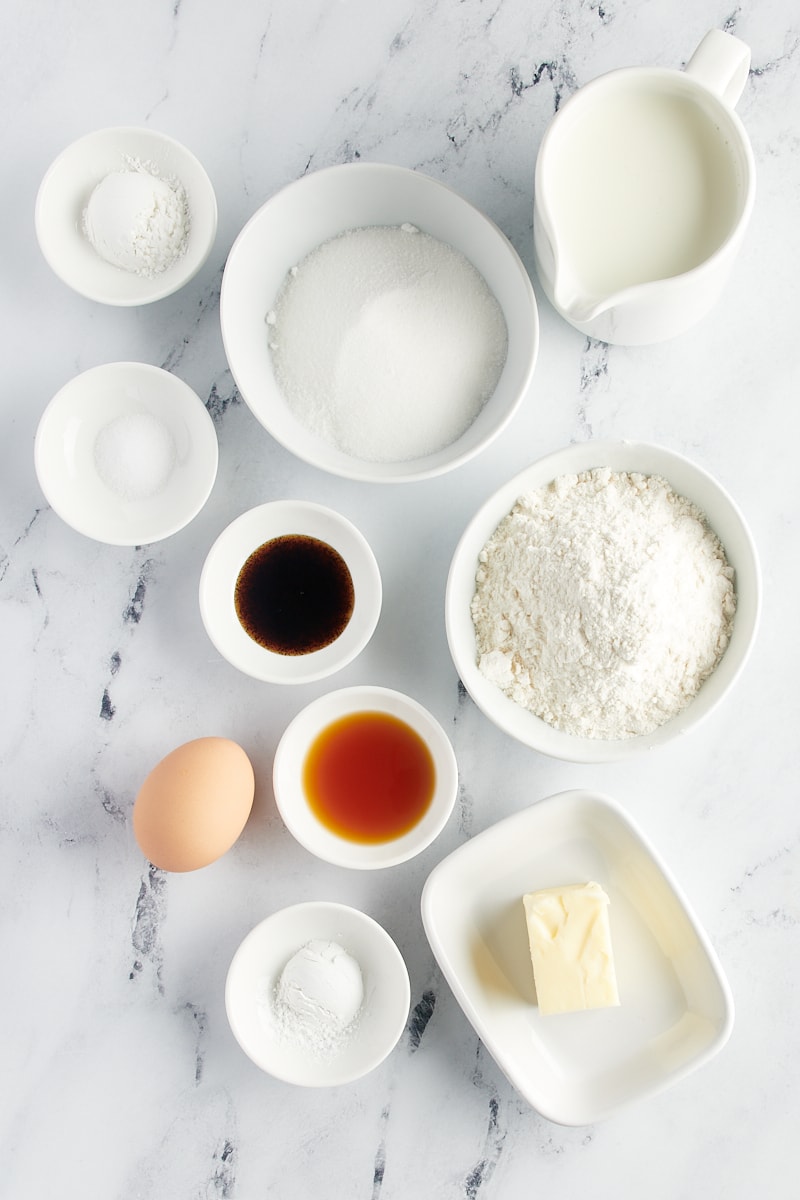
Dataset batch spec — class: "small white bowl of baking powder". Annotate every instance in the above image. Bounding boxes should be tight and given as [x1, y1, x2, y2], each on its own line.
[220, 162, 539, 482]
[225, 901, 411, 1086]
[34, 362, 219, 545]
[35, 127, 218, 305]
[447, 440, 761, 763]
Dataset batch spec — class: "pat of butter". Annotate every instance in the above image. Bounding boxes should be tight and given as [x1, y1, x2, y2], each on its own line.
[522, 882, 620, 1016]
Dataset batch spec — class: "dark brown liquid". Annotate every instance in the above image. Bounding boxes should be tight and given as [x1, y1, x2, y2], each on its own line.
[303, 711, 436, 843]
[234, 535, 354, 655]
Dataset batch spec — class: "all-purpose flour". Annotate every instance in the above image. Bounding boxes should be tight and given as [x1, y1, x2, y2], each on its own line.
[471, 468, 736, 740]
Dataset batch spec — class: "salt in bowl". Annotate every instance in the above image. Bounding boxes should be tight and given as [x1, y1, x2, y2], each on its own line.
[34, 361, 219, 546]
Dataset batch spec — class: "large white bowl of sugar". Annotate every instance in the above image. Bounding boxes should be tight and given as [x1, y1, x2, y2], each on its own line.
[220, 163, 539, 483]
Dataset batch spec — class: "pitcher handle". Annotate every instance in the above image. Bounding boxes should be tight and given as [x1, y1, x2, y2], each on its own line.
[684, 28, 751, 108]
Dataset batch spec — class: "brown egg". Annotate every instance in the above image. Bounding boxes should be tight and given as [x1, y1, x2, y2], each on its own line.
[133, 737, 255, 872]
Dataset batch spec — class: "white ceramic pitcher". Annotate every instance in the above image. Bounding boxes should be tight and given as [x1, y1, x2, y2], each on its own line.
[533, 30, 756, 345]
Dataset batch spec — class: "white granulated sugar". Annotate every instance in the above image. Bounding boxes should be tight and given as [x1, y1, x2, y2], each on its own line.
[267, 224, 508, 462]
[471, 468, 736, 740]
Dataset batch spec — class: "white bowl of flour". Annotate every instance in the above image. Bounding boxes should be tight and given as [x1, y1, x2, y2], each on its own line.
[220, 163, 539, 482]
[446, 441, 761, 762]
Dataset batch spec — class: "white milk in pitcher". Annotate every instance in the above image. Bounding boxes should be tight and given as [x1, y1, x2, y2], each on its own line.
[549, 85, 742, 295]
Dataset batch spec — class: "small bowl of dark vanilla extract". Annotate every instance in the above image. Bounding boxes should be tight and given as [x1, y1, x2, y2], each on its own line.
[273, 685, 458, 868]
[199, 501, 382, 683]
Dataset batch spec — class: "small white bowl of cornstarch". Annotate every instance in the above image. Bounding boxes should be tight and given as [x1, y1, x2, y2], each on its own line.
[36, 127, 218, 306]
[225, 901, 411, 1086]
[220, 162, 539, 482]
[446, 441, 761, 763]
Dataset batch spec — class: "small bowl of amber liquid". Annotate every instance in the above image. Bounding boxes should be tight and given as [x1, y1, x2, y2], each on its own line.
[199, 500, 382, 683]
[273, 685, 458, 868]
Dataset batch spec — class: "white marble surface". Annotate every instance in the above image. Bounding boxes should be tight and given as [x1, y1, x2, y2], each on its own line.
[3, 1, 799, 1196]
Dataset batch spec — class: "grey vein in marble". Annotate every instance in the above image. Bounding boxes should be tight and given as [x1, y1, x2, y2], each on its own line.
[205, 378, 241, 423]
[370, 1104, 390, 1200]
[96, 782, 126, 823]
[575, 336, 610, 438]
[464, 1077, 505, 1198]
[123, 558, 156, 625]
[407, 987, 437, 1052]
[130, 863, 167, 993]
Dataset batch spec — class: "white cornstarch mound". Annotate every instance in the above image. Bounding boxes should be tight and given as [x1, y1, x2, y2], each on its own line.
[83, 158, 190, 277]
[267, 223, 508, 463]
[471, 468, 736, 740]
[271, 940, 364, 1059]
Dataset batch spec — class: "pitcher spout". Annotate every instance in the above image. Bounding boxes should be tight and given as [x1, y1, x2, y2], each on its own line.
[552, 285, 611, 326]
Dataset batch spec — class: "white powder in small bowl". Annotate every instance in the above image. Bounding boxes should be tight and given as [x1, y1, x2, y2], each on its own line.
[93, 411, 176, 502]
[269, 939, 364, 1060]
[83, 161, 189, 277]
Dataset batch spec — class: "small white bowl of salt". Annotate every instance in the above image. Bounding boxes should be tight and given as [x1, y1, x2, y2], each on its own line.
[34, 362, 218, 546]
[35, 127, 218, 305]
